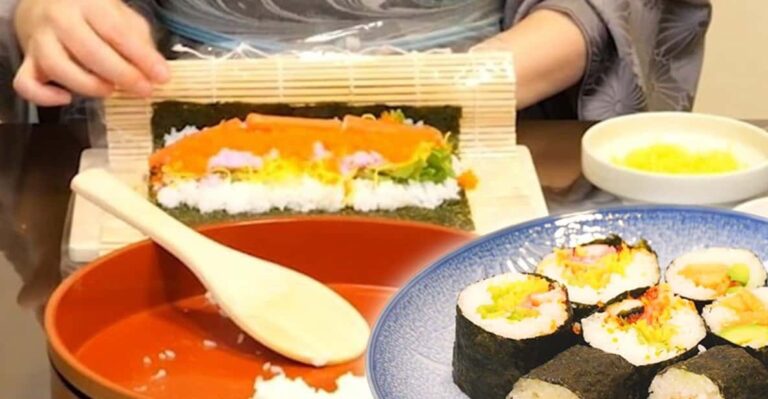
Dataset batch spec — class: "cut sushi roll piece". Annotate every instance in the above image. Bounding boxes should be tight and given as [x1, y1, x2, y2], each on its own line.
[702, 287, 768, 366]
[148, 109, 478, 228]
[509, 345, 636, 399]
[666, 247, 766, 306]
[453, 273, 574, 399]
[649, 345, 768, 399]
[582, 284, 706, 396]
[536, 235, 660, 318]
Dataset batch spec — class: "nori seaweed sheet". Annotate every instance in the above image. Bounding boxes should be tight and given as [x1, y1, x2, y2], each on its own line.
[684, 296, 713, 314]
[149, 101, 473, 230]
[452, 275, 576, 399]
[585, 234, 657, 256]
[705, 331, 768, 369]
[653, 345, 768, 399]
[572, 303, 600, 321]
[160, 197, 474, 231]
[573, 285, 656, 322]
[517, 345, 636, 399]
[633, 347, 700, 399]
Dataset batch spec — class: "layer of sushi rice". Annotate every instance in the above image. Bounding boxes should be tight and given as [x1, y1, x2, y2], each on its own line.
[536, 237, 660, 308]
[582, 285, 706, 366]
[251, 372, 372, 399]
[458, 273, 570, 340]
[666, 247, 766, 302]
[648, 368, 721, 399]
[155, 175, 461, 214]
[509, 379, 579, 399]
[649, 345, 768, 399]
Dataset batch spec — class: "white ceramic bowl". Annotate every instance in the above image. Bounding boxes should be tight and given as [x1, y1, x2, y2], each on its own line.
[582, 112, 768, 205]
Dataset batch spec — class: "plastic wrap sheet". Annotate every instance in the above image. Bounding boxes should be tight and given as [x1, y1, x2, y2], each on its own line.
[153, 0, 504, 55]
[86, 0, 506, 144]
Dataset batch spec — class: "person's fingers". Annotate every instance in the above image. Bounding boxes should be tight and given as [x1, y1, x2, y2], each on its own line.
[33, 31, 114, 98]
[13, 57, 73, 106]
[85, 4, 169, 83]
[49, 9, 153, 96]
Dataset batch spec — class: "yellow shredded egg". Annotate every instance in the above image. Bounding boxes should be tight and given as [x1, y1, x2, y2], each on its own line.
[613, 144, 743, 175]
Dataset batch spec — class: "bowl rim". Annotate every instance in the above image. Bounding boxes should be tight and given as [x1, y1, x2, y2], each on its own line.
[44, 215, 474, 399]
[582, 111, 768, 180]
[365, 204, 768, 398]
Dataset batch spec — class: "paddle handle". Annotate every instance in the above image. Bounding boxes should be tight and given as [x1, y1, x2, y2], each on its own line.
[70, 168, 220, 276]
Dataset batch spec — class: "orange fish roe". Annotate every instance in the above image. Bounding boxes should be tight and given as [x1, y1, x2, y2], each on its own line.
[616, 285, 686, 329]
[457, 170, 478, 190]
[150, 114, 447, 176]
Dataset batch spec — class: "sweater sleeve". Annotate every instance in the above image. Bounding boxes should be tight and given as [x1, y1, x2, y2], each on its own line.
[503, 0, 712, 120]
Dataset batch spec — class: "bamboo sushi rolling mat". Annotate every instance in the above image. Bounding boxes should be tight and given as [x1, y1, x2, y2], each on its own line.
[67, 52, 549, 264]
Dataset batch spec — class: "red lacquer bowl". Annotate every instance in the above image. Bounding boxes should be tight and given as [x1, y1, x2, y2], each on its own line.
[45, 216, 472, 399]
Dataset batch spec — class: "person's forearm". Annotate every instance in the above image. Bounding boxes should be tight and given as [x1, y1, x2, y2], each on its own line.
[474, 9, 588, 110]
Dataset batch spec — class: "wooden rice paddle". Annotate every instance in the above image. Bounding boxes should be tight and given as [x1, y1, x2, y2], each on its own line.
[70, 168, 370, 366]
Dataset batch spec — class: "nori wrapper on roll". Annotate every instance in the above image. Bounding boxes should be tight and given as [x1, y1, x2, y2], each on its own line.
[633, 347, 699, 399]
[571, 302, 600, 321]
[572, 286, 652, 323]
[513, 345, 636, 399]
[705, 332, 768, 369]
[652, 345, 768, 399]
[452, 274, 576, 399]
[149, 101, 474, 230]
[452, 308, 575, 399]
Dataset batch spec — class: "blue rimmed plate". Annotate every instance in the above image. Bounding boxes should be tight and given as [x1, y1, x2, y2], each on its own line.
[366, 206, 768, 398]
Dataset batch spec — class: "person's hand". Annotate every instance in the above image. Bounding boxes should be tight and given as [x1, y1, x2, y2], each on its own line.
[13, 0, 170, 106]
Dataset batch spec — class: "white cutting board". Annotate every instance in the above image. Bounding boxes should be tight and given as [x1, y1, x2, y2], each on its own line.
[67, 146, 548, 265]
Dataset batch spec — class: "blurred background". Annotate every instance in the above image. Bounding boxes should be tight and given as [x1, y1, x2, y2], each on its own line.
[694, 0, 768, 119]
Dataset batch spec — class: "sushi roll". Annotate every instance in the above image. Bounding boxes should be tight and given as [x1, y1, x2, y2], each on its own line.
[536, 235, 660, 318]
[149, 111, 478, 218]
[582, 284, 706, 396]
[666, 247, 766, 307]
[649, 345, 768, 399]
[702, 287, 768, 366]
[453, 273, 573, 399]
[509, 345, 636, 399]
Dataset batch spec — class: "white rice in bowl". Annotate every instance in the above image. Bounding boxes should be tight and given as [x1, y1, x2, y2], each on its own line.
[251, 372, 373, 399]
